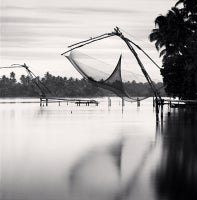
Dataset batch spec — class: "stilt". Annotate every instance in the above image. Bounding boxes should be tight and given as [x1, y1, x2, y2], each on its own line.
[167, 100, 171, 116]
[46, 98, 48, 106]
[58, 101, 60, 106]
[108, 97, 111, 107]
[121, 97, 124, 114]
[40, 98, 42, 107]
[155, 98, 159, 122]
[160, 99, 164, 119]
[153, 97, 155, 107]
[137, 97, 140, 107]
[122, 97, 125, 107]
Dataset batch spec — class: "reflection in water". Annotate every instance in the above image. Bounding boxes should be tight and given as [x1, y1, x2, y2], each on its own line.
[69, 135, 155, 200]
[154, 108, 197, 200]
[69, 138, 123, 200]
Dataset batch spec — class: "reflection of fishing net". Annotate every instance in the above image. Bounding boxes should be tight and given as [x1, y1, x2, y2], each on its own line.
[66, 50, 156, 102]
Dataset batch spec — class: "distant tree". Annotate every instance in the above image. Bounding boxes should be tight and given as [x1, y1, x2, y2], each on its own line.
[10, 72, 16, 83]
[20, 75, 28, 85]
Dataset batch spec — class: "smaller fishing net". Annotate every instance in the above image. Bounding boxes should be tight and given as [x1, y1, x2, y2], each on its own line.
[66, 50, 157, 102]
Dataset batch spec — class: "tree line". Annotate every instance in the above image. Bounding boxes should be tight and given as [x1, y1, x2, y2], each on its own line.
[0, 72, 166, 98]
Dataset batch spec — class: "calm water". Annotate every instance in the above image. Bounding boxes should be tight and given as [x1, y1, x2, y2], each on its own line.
[0, 98, 197, 200]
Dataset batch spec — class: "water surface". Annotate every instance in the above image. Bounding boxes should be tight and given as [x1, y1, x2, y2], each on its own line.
[0, 98, 197, 200]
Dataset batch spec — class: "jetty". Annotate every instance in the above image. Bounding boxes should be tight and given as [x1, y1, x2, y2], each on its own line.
[163, 99, 197, 108]
[40, 97, 99, 107]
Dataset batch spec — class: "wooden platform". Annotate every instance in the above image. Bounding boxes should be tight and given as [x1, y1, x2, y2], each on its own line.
[163, 99, 197, 108]
[40, 97, 99, 106]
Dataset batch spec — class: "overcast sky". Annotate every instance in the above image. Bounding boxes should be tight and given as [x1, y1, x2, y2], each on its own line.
[0, 0, 177, 80]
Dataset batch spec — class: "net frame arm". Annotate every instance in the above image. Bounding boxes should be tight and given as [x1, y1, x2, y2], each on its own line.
[61, 33, 114, 55]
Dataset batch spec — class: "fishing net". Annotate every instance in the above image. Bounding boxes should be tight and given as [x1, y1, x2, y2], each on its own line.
[66, 50, 158, 102]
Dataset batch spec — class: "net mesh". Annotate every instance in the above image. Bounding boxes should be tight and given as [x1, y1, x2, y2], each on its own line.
[66, 50, 157, 102]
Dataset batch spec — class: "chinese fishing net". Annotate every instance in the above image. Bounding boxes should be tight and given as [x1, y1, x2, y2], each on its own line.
[66, 49, 160, 102]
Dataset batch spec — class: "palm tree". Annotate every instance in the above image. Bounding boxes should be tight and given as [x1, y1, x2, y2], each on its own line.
[10, 72, 16, 84]
[149, 7, 192, 58]
[150, 3, 197, 99]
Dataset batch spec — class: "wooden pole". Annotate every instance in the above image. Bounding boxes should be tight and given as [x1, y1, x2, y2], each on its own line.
[122, 97, 124, 114]
[122, 97, 125, 107]
[160, 99, 164, 119]
[153, 97, 155, 107]
[108, 97, 111, 107]
[40, 98, 42, 107]
[137, 97, 140, 107]
[155, 98, 159, 122]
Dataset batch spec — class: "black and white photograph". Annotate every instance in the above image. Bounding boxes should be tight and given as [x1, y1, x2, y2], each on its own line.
[1, 0, 197, 200]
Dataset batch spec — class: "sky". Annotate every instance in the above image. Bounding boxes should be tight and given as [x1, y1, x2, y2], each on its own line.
[0, 0, 177, 81]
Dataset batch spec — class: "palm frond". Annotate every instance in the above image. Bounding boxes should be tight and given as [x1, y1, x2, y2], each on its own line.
[159, 49, 167, 57]
[175, 0, 183, 7]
